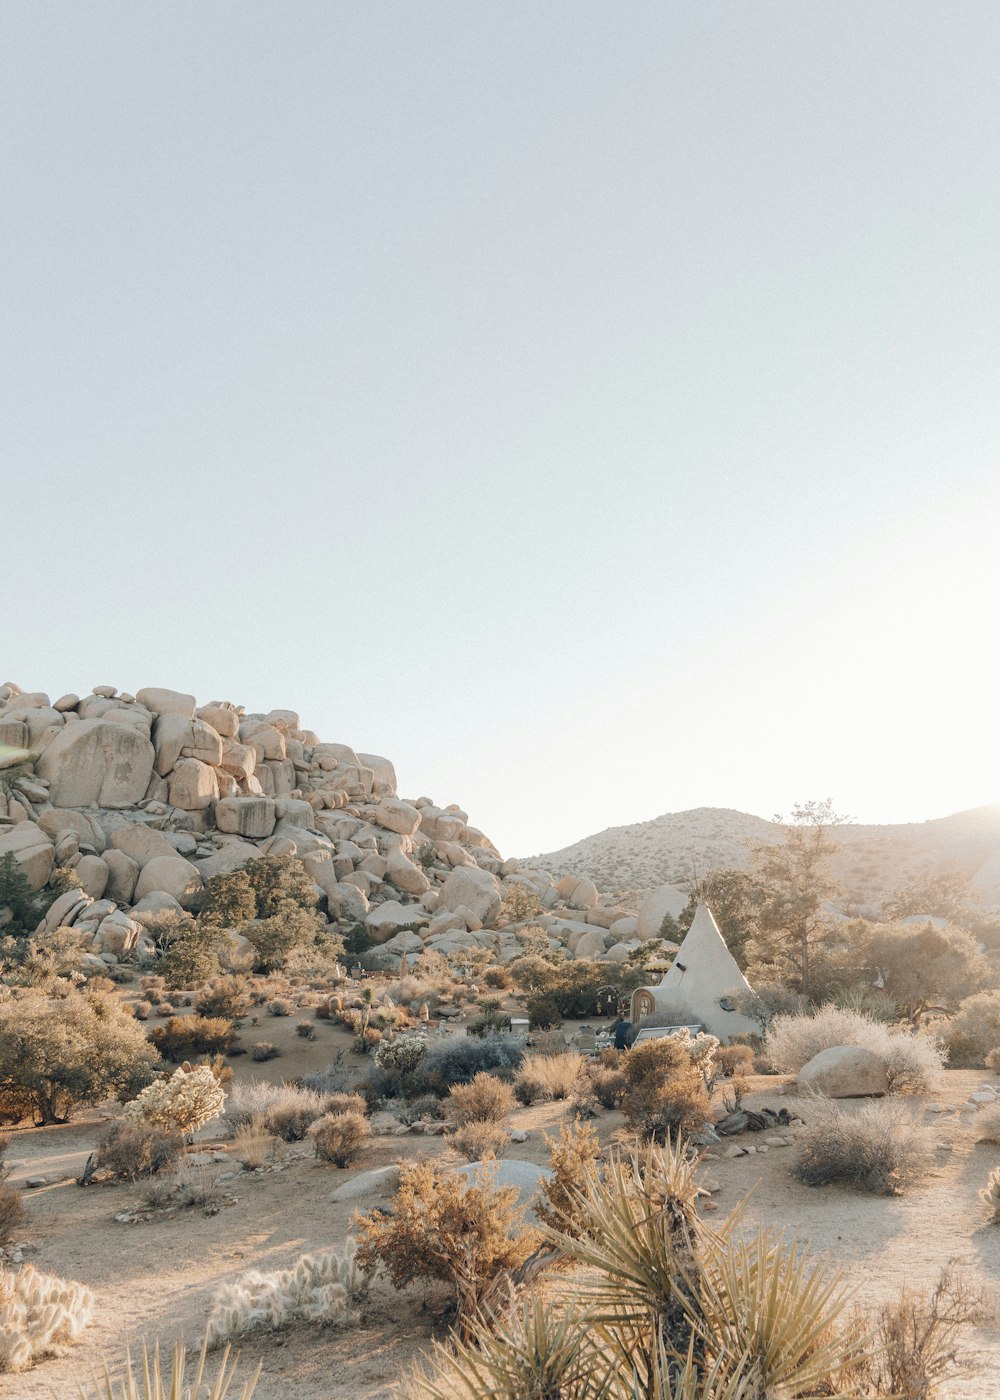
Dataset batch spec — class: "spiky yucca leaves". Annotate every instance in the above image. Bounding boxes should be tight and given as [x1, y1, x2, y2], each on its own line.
[548, 1139, 703, 1365]
[80, 1334, 260, 1400]
[692, 1227, 863, 1397]
[402, 1293, 612, 1400]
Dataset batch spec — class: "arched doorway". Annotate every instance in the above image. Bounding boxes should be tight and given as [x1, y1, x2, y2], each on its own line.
[631, 989, 656, 1020]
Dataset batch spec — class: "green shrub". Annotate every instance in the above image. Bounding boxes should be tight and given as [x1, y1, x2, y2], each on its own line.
[94, 1120, 182, 1180]
[415, 1033, 523, 1097]
[0, 988, 156, 1124]
[195, 977, 252, 1021]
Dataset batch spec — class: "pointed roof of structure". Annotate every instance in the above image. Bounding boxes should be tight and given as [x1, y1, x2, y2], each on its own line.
[656, 900, 753, 996]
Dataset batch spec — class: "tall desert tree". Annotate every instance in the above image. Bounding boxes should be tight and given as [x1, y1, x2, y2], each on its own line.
[748, 799, 850, 999]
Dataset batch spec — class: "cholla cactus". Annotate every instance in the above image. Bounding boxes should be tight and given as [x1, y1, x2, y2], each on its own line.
[206, 1240, 362, 1348]
[123, 1065, 225, 1135]
[374, 1030, 429, 1074]
[672, 1027, 720, 1087]
[0, 1264, 94, 1372]
[981, 1167, 1000, 1223]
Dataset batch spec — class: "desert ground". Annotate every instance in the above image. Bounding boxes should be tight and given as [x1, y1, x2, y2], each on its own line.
[4, 1011, 999, 1400]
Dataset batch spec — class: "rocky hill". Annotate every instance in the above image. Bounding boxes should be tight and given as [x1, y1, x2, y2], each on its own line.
[0, 681, 647, 972]
[529, 804, 1000, 908]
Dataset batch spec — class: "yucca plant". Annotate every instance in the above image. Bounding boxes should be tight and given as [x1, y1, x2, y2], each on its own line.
[80, 1335, 261, 1400]
[692, 1227, 864, 1397]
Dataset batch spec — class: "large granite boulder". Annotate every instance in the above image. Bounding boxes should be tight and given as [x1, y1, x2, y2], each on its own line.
[36, 719, 154, 807]
[797, 1046, 889, 1099]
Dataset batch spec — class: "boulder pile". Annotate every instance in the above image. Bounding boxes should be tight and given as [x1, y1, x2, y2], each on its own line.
[0, 681, 646, 971]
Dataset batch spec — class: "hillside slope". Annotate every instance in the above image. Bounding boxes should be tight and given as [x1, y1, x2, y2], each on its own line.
[529, 804, 1000, 907]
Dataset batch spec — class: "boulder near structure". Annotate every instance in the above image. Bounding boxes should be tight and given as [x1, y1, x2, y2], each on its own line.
[796, 1046, 890, 1098]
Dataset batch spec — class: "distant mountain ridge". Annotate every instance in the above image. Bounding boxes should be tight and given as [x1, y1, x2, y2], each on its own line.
[527, 804, 1000, 908]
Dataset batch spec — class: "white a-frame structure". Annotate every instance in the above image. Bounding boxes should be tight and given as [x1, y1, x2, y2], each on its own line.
[629, 901, 759, 1042]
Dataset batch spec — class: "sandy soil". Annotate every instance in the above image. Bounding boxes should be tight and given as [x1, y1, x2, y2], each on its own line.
[3, 1045, 1000, 1398]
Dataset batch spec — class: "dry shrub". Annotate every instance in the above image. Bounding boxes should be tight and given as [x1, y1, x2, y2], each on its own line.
[944, 991, 1000, 1067]
[266, 998, 294, 1018]
[95, 1120, 182, 1180]
[714, 1044, 755, 1078]
[251, 1041, 279, 1062]
[588, 1064, 626, 1109]
[231, 1118, 282, 1170]
[354, 1158, 535, 1327]
[144, 1163, 221, 1213]
[793, 1101, 935, 1195]
[0, 1182, 25, 1245]
[984, 1047, 1000, 1073]
[87, 976, 117, 994]
[451, 1120, 509, 1162]
[842, 1263, 988, 1399]
[310, 1111, 370, 1167]
[225, 1082, 332, 1141]
[446, 1072, 515, 1125]
[766, 1007, 944, 1093]
[516, 1053, 585, 1105]
[195, 977, 252, 1021]
[324, 1092, 366, 1117]
[132, 1001, 153, 1021]
[536, 1119, 601, 1236]
[621, 1037, 711, 1143]
[481, 966, 513, 990]
[973, 1104, 1000, 1144]
[295, 1019, 317, 1040]
[150, 1015, 235, 1062]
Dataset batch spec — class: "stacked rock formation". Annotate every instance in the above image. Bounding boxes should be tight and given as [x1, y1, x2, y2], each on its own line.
[0, 681, 644, 971]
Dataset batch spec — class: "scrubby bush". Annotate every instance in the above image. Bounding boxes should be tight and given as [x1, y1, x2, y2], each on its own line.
[0, 1181, 25, 1246]
[150, 1015, 236, 1062]
[841, 1263, 988, 1400]
[225, 1082, 333, 1142]
[793, 1100, 935, 1195]
[0, 1136, 24, 1243]
[974, 1104, 1000, 1144]
[310, 1111, 370, 1166]
[446, 1072, 515, 1125]
[515, 1052, 585, 1104]
[481, 965, 513, 990]
[0, 1263, 94, 1372]
[415, 1033, 524, 1097]
[620, 1036, 711, 1143]
[143, 1163, 222, 1214]
[295, 1019, 316, 1040]
[94, 1120, 182, 1180]
[266, 997, 294, 1018]
[0, 988, 156, 1124]
[451, 1120, 509, 1162]
[206, 1242, 361, 1348]
[195, 977, 252, 1021]
[944, 990, 1000, 1066]
[123, 1064, 225, 1136]
[355, 1158, 535, 1326]
[985, 1047, 1000, 1073]
[132, 1000, 153, 1021]
[251, 1041, 279, 1062]
[536, 1119, 601, 1236]
[231, 1119, 281, 1171]
[713, 1044, 755, 1078]
[765, 1006, 945, 1092]
[588, 1063, 627, 1109]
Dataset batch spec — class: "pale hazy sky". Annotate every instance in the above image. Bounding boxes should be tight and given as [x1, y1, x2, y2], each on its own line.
[3, 4, 999, 856]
